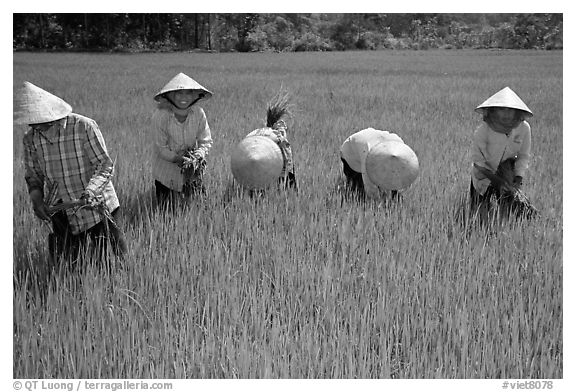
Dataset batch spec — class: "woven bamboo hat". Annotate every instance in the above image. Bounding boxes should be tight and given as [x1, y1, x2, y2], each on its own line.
[230, 135, 284, 190]
[14, 81, 72, 125]
[154, 72, 213, 102]
[475, 87, 533, 117]
[365, 141, 419, 191]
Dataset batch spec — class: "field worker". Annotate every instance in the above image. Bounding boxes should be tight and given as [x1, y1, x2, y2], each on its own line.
[340, 127, 419, 199]
[152, 72, 213, 205]
[231, 92, 297, 191]
[15, 81, 127, 268]
[470, 87, 537, 217]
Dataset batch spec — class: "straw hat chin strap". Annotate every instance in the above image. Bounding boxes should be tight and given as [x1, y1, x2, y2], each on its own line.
[165, 93, 206, 112]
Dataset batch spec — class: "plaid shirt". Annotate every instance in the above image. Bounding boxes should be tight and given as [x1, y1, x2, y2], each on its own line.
[152, 106, 212, 191]
[23, 113, 119, 235]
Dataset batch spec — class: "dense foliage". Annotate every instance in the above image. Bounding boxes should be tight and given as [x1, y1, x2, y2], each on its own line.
[13, 13, 563, 52]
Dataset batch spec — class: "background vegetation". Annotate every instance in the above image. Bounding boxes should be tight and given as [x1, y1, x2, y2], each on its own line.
[13, 49, 562, 378]
[13, 13, 563, 53]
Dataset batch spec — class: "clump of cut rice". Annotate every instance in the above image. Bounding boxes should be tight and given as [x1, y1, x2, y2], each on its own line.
[266, 90, 292, 129]
[181, 149, 206, 185]
[474, 162, 538, 218]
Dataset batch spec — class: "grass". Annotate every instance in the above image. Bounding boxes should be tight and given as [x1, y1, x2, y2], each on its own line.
[12, 49, 562, 379]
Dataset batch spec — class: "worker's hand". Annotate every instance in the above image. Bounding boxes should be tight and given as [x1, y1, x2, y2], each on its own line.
[181, 150, 204, 172]
[174, 155, 186, 167]
[30, 189, 50, 221]
[472, 163, 491, 181]
[80, 189, 98, 206]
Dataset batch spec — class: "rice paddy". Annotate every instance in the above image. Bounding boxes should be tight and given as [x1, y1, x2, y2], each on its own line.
[12, 50, 562, 380]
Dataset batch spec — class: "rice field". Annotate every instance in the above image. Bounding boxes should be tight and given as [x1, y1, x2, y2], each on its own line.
[12, 50, 562, 380]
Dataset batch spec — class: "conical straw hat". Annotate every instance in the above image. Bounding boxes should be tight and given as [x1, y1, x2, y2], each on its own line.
[230, 135, 284, 190]
[154, 72, 213, 102]
[365, 141, 419, 191]
[475, 86, 533, 117]
[14, 81, 72, 125]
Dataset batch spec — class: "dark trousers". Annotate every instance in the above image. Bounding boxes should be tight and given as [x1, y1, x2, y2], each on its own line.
[469, 158, 519, 212]
[278, 171, 297, 190]
[48, 207, 127, 269]
[341, 158, 398, 199]
[247, 172, 298, 199]
[469, 179, 522, 216]
[470, 180, 495, 211]
[155, 180, 205, 206]
[342, 158, 365, 196]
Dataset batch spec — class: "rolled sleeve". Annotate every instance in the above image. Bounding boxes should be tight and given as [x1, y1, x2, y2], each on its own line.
[514, 124, 531, 177]
[83, 119, 115, 195]
[194, 108, 212, 159]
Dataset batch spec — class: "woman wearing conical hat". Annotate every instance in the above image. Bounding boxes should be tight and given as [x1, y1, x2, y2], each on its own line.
[470, 86, 536, 218]
[14, 81, 127, 267]
[230, 91, 297, 192]
[152, 72, 213, 206]
[339, 128, 419, 200]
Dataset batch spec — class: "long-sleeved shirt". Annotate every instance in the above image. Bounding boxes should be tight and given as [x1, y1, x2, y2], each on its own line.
[471, 121, 532, 195]
[340, 128, 404, 197]
[23, 113, 119, 235]
[152, 106, 212, 191]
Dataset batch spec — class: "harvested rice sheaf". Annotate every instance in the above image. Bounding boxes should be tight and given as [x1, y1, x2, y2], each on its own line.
[266, 90, 291, 129]
[181, 149, 207, 187]
[474, 163, 539, 218]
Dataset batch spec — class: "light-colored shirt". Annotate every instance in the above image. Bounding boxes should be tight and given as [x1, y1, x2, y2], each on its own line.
[23, 113, 119, 235]
[471, 121, 531, 195]
[340, 128, 404, 197]
[152, 106, 212, 191]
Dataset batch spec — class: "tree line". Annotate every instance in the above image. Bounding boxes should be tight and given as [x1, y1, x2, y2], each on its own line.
[13, 13, 563, 52]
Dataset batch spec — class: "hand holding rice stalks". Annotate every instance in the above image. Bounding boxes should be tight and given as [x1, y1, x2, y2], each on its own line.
[181, 149, 207, 184]
[43, 161, 120, 230]
[42, 180, 82, 216]
[473, 162, 538, 218]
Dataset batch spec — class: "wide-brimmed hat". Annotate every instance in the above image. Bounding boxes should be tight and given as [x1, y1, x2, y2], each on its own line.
[365, 141, 419, 191]
[475, 87, 533, 117]
[230, 136, 284, 190]
[154, 72, 213, 102]
[14, 81, 72, 125]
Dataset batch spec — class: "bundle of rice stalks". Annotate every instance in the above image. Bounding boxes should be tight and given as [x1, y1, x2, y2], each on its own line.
[181, 149, 207, 184]
[473, 163, 538, 218]
[266, 89, 292, 130]
[44, 161, 120, 230]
